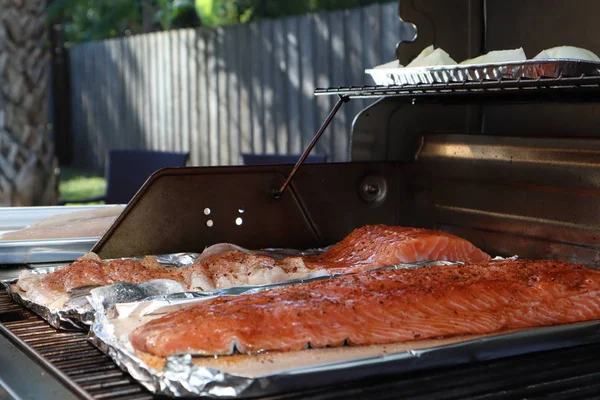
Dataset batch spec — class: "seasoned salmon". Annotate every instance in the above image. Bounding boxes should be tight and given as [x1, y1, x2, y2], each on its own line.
[17, 225, 490, 296]
[304, 225, 491, 272]
[131, 259, 600, 357]
[182, 225, 490, 290]
[16, 253, 185, 304]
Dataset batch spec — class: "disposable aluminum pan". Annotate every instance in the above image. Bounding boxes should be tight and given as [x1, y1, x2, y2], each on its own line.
[88, 260, 600, 399]
[365, 59, 600, 86]
[1, 253, 199, 331]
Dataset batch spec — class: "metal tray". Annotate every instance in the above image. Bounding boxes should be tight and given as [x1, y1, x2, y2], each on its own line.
[0, 238, 99, 265]
[0, 205, 123, 265]
[365, 59, 600, 86]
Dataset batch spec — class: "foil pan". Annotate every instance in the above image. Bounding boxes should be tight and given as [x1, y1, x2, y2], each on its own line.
[1, 253, 201, 331]
[365, 59, 600, 86]
[0, 247, 331, 331]
[89, 259, 600, 399]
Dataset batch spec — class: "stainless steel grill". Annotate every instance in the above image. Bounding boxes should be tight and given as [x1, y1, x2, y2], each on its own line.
[4, 0, 600, 397]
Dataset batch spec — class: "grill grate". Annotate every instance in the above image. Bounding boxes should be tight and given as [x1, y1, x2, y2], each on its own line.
[0, 291, 153, 400]
[4, 290, 600, 399]
[314, 75, 600, 101]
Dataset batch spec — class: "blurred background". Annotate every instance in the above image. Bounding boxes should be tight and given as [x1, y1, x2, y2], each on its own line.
[0, 0, 407, 206]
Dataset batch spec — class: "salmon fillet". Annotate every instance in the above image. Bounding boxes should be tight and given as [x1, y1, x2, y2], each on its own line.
[17, 225, 489, 295]
[17, 253, 185, 302]
[305, 225, 491, 272]
[182, 225, 490, 290]
[131, 259, 600, 357]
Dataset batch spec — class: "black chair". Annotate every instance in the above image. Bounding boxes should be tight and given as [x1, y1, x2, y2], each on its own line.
[73, 149, 189, 204]
[241, 153, 327, 166]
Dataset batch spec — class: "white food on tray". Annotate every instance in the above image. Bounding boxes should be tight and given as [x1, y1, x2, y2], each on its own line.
[460, 47, 527, 65]
[372, 59, 403, 69]
[534, 45, 600, 62]
[0, 205, 125, 241]
[406, 45, 457, 67]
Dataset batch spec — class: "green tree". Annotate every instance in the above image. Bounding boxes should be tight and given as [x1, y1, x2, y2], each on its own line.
[48, 0, 201, 46]
[196, 0, 391, 25]
[50, 0, 391, 44]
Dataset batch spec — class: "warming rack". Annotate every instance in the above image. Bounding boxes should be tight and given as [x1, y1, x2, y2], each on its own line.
[314, 75, 600, 101]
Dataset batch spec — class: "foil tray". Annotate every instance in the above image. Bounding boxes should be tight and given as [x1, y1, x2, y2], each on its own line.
[365, 59, 600, 86]
[88, 272, 600, 398]
[1, 253, 200, 330]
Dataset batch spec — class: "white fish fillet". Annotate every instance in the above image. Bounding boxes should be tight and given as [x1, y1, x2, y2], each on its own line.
[184, 245, 328, 291]
[1, 206, 125, 240]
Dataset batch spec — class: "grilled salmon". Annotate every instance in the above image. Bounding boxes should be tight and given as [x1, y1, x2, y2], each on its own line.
[131, 259, 600, 357]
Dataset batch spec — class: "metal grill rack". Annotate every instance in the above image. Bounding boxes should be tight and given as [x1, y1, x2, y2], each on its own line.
[314, 75, 600, 102]
[0, 291, 152, 400]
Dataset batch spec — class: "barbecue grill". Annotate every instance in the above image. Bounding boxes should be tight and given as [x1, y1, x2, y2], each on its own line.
[3, 0, 600, 398]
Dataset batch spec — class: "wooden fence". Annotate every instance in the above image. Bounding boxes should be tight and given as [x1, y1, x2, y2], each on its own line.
[69, 2, 408, 171]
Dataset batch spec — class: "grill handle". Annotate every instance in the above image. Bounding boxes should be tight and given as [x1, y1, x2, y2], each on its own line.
[274, 94, 349, 199]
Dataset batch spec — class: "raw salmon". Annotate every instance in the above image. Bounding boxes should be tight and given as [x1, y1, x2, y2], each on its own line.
[17, 253, 185, 305]
[18, 225, 489, 295]
[131, 259, 600, 357]
[182, 225, 490, 290]
[304, 225, 491, 272]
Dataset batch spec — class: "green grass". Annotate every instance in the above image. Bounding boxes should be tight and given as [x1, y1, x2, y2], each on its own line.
[58, 167, 107, 205]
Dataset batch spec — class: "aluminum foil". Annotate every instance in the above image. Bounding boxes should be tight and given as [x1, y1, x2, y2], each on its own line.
[1, 248, 329, 331]
[365, 59, 600, 86]
[1, 253, 201, 330]
[89, 258, 600, 399]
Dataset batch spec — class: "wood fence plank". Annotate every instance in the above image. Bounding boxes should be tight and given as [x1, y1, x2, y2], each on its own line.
[313, 12, 332, 158]
[238, 24, 252, 160]
[285, 16, 301, 155]
[187, 30, 199, 164]
[298, 15, 315, 151]
[260, 21, 275, 155]
[197, 31, 211, 166]
[249, 22, 262, 155]
[224, 26, 237, 165]
[206, 30, 219, 165]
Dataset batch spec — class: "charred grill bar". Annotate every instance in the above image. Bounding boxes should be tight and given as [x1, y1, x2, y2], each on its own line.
[3, 0, 600, 398]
